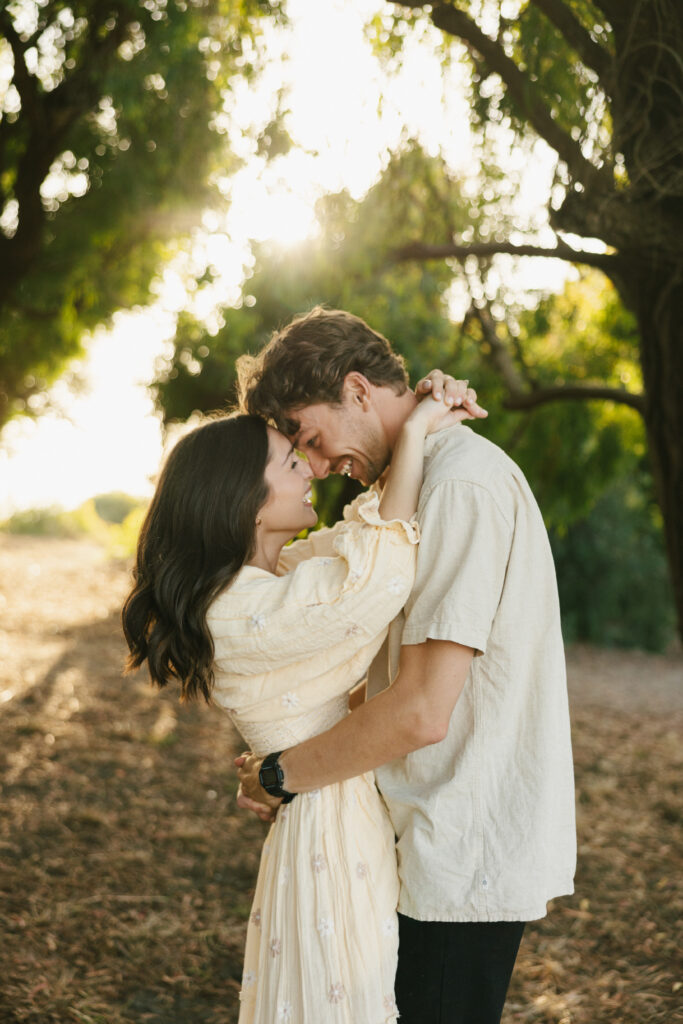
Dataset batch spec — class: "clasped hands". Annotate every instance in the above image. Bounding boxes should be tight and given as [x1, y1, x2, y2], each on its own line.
[416, 371, 486, 422]
[234, 751, 281, 823]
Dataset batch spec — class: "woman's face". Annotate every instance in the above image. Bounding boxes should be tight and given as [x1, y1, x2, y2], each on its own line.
[258, 427, 317, 537]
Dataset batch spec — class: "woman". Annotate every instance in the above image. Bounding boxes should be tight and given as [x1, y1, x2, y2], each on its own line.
[122, 392, 462, 1023]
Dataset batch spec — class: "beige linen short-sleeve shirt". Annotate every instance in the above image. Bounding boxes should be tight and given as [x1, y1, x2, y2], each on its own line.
[368, 425, 576, 923]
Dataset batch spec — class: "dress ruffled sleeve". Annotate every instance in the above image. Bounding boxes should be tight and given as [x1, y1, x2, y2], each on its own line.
[275, 489, 380, 574]
[208, 493, 419, 718]
[276, 521, 344, 574]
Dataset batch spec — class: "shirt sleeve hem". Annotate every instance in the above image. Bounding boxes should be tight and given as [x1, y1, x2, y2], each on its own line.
[401, 621, 488, 655]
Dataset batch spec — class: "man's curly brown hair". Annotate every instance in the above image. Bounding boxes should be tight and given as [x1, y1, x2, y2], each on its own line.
[237, 307, 409, 436]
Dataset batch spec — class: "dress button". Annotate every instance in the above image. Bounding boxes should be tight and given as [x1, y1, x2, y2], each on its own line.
[481, 877, 489, 889]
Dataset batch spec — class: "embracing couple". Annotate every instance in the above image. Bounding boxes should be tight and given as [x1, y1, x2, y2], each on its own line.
[123, 307, 576, 1024]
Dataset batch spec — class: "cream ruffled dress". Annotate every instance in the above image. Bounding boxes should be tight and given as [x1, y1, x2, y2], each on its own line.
[207, 492, 419, 1024]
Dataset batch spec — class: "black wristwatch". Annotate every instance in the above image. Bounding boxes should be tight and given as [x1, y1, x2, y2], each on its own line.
[258, 751, 296, 803]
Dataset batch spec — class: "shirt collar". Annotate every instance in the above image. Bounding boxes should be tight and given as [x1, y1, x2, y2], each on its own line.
[423, 422, 467, 459]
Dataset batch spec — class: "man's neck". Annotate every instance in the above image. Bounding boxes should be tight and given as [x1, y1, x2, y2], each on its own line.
[376, 387, 419, 456]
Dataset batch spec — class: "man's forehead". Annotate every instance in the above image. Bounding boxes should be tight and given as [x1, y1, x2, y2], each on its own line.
[287, 402, 335, 443]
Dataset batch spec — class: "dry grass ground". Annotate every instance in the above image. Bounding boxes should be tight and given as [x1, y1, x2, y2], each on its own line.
[0, 535, 681, 1024]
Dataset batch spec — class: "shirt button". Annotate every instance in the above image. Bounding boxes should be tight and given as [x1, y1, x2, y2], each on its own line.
[481, 878, 489, 889]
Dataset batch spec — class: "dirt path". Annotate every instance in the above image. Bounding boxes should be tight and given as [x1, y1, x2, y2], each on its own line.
[1, 537, 681, 1024]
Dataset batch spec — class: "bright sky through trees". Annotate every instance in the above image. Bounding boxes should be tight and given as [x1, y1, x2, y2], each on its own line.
[0, 0, 567, 517]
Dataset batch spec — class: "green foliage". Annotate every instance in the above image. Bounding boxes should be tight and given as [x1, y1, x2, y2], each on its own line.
[479, 2, 609, 152]
[1, 505, 83, 538]
[93, 491, 141, 524]
[104, 504, 147, 559]
[0, 0, 284, 426]
[512, 281, 642, 524]
[462, 271, 644, 527]
[368, 2, 614, 181]
[551, 476, 676, 652]
[154, 143, 477, 423]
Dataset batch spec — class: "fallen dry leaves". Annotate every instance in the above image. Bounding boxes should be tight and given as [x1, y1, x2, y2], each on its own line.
[1, 536, 681, 1024]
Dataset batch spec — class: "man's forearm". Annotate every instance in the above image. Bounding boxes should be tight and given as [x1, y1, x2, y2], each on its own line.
[279, 639, 473, 792]
[279, 682, 431, 792]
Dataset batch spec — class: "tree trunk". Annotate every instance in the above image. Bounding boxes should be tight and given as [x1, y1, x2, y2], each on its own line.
[625, 257, 683, 640]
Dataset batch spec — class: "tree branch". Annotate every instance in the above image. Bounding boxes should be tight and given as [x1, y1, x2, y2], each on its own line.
[472, 303, 645, 415]
[503, 384, 645, 413]
[391, 0, 605, 186]
[529, 0, 611, 80]
[469, 303, 526, 393]
[0, 5, 136, 301]
[392, 238, 616, 271]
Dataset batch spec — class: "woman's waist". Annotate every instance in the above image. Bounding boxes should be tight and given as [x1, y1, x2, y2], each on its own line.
[230, 694, 350, 756]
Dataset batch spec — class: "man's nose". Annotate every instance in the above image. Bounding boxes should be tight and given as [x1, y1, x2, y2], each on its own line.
[307, 451, 330, 479]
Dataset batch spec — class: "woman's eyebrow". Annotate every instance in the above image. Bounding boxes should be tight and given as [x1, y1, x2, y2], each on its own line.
[282, 443, 295, 465]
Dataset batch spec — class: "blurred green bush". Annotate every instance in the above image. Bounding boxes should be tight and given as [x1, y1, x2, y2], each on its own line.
[93, 492, 142, 525]
[1, 506, 82, 538]
[1, 494, 147, 559]
[550, 477, 676, 652]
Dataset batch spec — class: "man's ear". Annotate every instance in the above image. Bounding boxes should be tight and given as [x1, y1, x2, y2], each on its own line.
[343, 371, 373, 410]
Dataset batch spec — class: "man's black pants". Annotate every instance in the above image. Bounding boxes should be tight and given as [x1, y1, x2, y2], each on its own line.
[395, 913, 525, 1024]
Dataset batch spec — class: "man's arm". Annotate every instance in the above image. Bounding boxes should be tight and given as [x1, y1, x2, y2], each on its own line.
[237, 638, 474, 806]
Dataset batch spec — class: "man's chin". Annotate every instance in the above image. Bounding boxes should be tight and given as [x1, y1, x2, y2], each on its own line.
[361, 463, 384, 486]
[339, 456, 384, 486]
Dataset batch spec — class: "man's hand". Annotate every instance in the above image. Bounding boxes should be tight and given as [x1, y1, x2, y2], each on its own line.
[415, 370, 488, 420]
[234, 752, 281, 823]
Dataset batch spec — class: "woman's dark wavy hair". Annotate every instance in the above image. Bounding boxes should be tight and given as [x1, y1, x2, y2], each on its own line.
[122, 414, 269, 703]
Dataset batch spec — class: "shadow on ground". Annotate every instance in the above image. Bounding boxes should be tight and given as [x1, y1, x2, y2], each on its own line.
[1, 538, 266, 1024]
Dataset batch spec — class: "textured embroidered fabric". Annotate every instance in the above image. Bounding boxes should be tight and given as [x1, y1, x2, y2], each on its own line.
[207, 492, 418, 1023]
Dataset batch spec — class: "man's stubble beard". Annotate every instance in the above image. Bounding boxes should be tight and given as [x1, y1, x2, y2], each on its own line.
[358, 425, 391, 486]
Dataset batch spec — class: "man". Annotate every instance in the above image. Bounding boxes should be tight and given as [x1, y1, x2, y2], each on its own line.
[235, 306, 576, 1023]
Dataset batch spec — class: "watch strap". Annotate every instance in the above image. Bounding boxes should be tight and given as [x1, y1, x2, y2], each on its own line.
[259, 751, 296, 803]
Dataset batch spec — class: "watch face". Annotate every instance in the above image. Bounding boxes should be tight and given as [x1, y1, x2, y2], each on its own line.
[260, 765, 279, 789]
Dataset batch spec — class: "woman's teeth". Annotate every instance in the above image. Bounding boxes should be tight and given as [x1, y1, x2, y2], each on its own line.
[303, 488, 313, 506]
[340, 459, 353, 477]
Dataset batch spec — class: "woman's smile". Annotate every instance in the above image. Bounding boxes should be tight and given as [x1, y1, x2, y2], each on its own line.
[256, 428, 318, 546]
